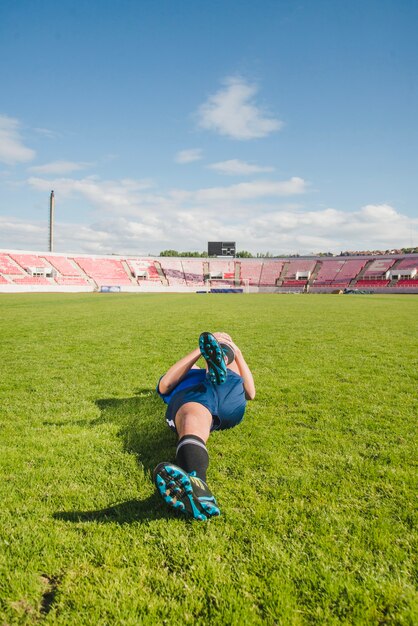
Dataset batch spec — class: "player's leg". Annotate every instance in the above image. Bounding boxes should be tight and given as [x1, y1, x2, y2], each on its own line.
[153, 402, 220, 520]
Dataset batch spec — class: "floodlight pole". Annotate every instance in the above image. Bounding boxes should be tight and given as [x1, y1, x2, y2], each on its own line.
[49, 190, 55, 252]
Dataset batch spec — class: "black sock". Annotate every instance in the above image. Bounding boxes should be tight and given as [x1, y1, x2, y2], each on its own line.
[175, 435, 209, 482]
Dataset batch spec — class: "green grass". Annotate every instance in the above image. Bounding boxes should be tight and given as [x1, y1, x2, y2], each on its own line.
[0, 293, 417, 625]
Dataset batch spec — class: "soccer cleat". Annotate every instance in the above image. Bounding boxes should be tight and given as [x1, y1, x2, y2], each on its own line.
[199, 332, 228, 385]
[153, 462, 220, 521]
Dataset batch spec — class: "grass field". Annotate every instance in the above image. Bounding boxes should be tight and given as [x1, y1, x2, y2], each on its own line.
[0, 293, 417, 625]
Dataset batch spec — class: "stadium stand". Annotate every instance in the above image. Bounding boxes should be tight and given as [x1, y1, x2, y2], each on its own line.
[392, 258, 418, 270]
[158, 258, 186, 285]
[0, 253, 26, 274]
[208, 259, 235, 276]
[1, 250, 417, 293]
[182, 259, 205, 286]
[282, 279, 307, 287]
[259, 261, 284, 286]
[126, 258, 162, 283]
[356, 279, 390, 287]
[12, 276, 51, 285]
[285, 259, 316, 278]
[46, 255, 83, 276]
[239, 260, 263, 285]
[394, 279, 418, 288]
[334, 259, 367, 283]
[75, 257, 133, 286]
[362, 258, 395, 278]
[314, 259, 347, 284]
[54, 276, 90, 286]
[8, 253, 52, 271]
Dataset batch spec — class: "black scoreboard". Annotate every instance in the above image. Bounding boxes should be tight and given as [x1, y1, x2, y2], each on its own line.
[208, 241, 236, 257]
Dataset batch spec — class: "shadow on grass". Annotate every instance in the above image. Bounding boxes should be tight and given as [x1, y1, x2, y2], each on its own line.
[94, 388, 176, 474]
[54, 388, 178, 524]
[54, 494, 170, 524]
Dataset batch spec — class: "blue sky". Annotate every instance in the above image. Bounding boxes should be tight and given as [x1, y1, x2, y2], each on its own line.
[0, 0, 417, 255]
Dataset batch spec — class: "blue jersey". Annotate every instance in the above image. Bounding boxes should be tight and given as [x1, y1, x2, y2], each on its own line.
[157, 368, 247, 432]
[156, 368, 207, 404]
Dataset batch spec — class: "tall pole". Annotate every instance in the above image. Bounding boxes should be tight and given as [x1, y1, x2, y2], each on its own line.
[49, 190, 54, 252]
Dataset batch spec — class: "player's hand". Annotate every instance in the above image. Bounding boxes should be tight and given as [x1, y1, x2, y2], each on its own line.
[213, 332, 241, 356]
[213, 331, 232, 342]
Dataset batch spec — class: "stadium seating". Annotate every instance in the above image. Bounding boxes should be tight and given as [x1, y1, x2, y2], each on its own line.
[394, 279, 418, 287]
[45, 255, 83, 276]
[314, 260, 347, 283]
[285, 260, 316, 278]
[259, 261, 284, 286]
[362, 258, 395, 277]
[239, 260, 263, 285]
[1, 250, 417, 293]
[54, 276, 90, 286]
[181, 259, 205, 286]
[356, 279, 390, 287]
[12, 276, 51, 285]
[8, 253, 52, 271]
[74, 257, 132, 285]
[126, 258, 162, 283]
[393, 258, 418, 270]
[209, 259, 235, 276]
[335, 259, 367, 282]
[0, 253, 26, 274]
[158, 258, 186, 285]
[282, 279, 307, 287]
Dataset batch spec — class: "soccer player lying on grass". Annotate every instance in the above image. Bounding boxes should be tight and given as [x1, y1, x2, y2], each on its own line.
[153, 331, 256, 521]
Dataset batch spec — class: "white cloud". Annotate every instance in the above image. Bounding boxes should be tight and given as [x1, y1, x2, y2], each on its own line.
[27, 176, 154, 212]
[208, 159, 274, 176]
[175, 149, 203, 164]
[193, 177, 307, 203]
[33, 127, 61, 139]
[28, 161, 93, 175]
[15, 172, 416, 254]
[0, 115, 36, 164]
[197, 76, 283, 140]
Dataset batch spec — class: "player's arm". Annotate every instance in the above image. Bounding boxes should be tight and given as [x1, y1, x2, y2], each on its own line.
[158, 348, 201, 395]
[233, 347, 256, 400]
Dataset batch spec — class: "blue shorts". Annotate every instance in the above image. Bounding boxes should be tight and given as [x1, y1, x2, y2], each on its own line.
[165, 370, 246, 432]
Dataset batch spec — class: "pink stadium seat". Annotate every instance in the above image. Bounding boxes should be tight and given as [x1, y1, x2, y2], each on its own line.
[54, 276, 90, 286]
[0, 254, 25, 274]
[0, 274, 8, 283]
[356, 280, 390, 287]
[181, 259, 205, 286]
[159, 258, 186, 285]
[259, 261, 284, 286]
[282, 279, 307, 287]
[394, 259, 418, 270]
[395, 279, 418, 287]
[74, 257, 132, 285]
[362, 258, 395, 277]
[240, 261, 263, 285]
[335, 259, 367, 281]
[12, 276, 51, 285]
[209, 260, 235, 276]
[45, 255, 82, 276]
[9, 253, 52, 271]
[314, 260, 347, 282]
[285, 260, 316, 278]
[126, 258, 162, 283]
